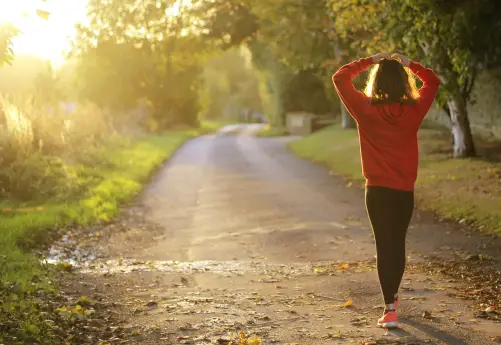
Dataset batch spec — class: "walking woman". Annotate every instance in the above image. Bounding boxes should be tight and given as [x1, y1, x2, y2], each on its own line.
[332, 53, 440, 328]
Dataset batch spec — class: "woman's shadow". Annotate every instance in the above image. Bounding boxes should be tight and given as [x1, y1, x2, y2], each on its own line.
[386, 317, 469, 345]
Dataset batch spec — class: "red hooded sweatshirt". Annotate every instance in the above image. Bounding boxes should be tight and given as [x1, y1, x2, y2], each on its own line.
[332, 57, 440, 191]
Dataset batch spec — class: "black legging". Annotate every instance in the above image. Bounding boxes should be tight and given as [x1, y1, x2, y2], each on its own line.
[365, 186, 414, 304]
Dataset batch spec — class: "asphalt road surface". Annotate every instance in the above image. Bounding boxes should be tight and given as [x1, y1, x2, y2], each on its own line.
[62, 124, 500, 344]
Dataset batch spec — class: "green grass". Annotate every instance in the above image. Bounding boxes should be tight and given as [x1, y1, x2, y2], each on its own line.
[0, 130, 199, 344]
[198, 119, 240, 134]
[289, 125, 501, 236]
[256, 124, 288, 137]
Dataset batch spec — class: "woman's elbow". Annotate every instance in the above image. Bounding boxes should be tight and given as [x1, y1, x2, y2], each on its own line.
[332, 73, 342, 86]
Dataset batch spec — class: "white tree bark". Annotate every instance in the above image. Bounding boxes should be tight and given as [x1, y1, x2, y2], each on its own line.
[341, 102, 356, 129]
[447, 94, 476, 158]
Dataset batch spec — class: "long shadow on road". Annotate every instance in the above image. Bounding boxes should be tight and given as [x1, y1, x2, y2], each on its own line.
[400, 319, 469, 345]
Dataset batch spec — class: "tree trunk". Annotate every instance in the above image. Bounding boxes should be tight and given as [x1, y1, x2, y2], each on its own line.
[447, 94, 476, 158]
[341, 102, 356, 129]
[442, 105, 455, 147]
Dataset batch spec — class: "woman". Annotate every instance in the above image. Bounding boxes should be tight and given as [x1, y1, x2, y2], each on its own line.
[332, 53, 440, 328]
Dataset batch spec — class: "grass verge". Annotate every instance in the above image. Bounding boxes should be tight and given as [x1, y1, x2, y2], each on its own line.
[198, 119, 240, 135]
[289, 125, 501, 236]
[256, 124, 288, 137]
[0, 130, 203, 344]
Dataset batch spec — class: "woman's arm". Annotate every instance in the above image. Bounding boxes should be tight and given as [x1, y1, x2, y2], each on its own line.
[332, 53, 387, 121]
[408, 60, 441, 116]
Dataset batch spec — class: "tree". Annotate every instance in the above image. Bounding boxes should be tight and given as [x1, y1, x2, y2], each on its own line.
[73, 41, 146, 110]
[72, 0, 210, 128]
[189, 0, 259, 48]
[201, 48, 262, 121]
[187, 0, 345, 125]
[248, 0, 355, 126]
[328, 0, 501, 157]
[0, 6, 51, 66]
[0, 24, 20, 66]
[247, 38, 290, 127]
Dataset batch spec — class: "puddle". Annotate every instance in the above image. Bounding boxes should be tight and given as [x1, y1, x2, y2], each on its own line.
[45, 232, 313, 276]
[46, 255, 315, 276]
[45, 226, 373, 277]
[45, 233, 379, 278]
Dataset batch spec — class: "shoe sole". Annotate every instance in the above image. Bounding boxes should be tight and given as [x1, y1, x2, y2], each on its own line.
[378, 321, 398, 329]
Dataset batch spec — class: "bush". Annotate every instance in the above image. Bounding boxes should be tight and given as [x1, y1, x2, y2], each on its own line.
[0, 154, 81, 201]
[0, 95, 113, 202]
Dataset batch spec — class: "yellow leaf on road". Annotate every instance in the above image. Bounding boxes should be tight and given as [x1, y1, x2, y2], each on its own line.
[337, 263, 350, 271]
[248, 337, 262, 345]
[330, 299, 354, 309]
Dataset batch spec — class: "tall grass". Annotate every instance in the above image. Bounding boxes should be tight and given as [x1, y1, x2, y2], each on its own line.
[0, 95, 116, 202]
[0, 94, 173, 344]
[0, 90, 237, 343]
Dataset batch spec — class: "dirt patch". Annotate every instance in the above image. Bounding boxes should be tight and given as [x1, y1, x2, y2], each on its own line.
[47, 212, 501, 345]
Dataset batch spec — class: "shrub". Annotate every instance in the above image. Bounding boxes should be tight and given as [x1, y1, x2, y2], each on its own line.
[0, 95, 113, 202]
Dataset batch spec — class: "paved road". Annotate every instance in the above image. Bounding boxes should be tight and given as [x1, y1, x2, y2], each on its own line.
[136, 124, 374, 264]
[90, 124, 500, 344]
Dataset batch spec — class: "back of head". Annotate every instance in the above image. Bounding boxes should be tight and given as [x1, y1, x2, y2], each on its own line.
[364, 59, 419, 105]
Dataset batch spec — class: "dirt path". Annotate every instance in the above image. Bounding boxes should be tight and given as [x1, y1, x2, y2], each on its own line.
[51, 125, 501, 345]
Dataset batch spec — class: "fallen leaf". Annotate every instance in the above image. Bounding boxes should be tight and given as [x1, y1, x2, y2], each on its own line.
[36, 9, 51, 20]
[343, 299, 353, 308]
[337, 263, 350, 271]
[247, 337, 262, 345]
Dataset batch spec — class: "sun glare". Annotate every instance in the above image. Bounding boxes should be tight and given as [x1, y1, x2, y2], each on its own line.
[166, 0, 193, 17]
[0, 0, 88, 67]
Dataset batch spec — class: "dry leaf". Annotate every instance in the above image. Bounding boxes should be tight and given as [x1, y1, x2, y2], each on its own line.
[36, 9, 51, 20]
[337, 263, 350, 271]
[343, 299, 353, 308]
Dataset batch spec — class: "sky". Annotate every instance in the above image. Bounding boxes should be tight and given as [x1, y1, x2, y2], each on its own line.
[1, 0, 89, 67]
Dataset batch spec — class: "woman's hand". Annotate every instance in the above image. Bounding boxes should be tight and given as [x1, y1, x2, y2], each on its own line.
[371, 52, 390, 63]
[391, 53, 410, 67]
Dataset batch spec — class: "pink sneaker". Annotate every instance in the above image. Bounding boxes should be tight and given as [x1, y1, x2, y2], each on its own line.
[377, 311, 398, 329]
